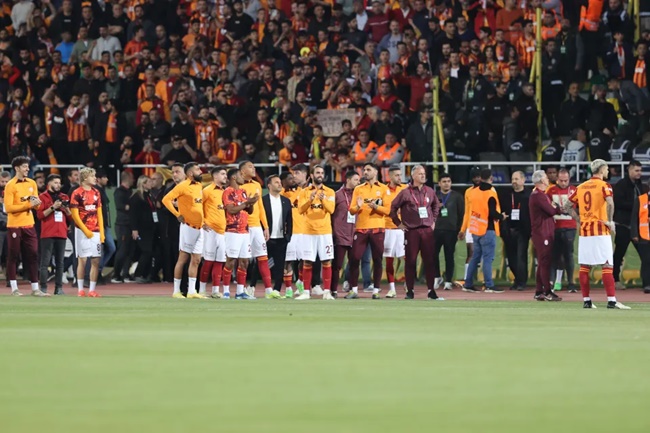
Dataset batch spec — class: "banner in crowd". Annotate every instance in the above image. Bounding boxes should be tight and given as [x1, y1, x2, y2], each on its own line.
[316, 109, 356, 137]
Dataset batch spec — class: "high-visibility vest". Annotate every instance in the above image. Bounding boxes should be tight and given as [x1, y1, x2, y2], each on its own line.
[639, 194, 650, 241]
[469, 188, 501, 237]
[579, 0, 604, 32]
[634, 59, 647, 89]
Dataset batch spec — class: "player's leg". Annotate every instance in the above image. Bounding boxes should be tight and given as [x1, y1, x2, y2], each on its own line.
[464, 229, 474, 281]
[88, 256, 101, 297]
[199, 229, 216, 295]
[345, 232, 368, 298]
[186, 252, 205, 298]
[383, 230, 396, 294]
[251, 227, 273, 295]
[6, 228, 22, 295]
[22, 227, 46, 296]
[297, 235, 317, 299]
[76, 256, 88, 296]
[369, 231, 385, 298]
[211, 233, 226, 298]
[235, 233, 254, 299]
[317, 235, 334, 299]
[173, 251, 190, 297]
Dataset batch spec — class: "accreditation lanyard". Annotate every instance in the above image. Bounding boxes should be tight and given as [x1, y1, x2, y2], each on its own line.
[511, 193, 520, 221]
[410, 187, 428, 219]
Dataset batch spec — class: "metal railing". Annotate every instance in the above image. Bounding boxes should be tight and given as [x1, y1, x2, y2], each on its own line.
[3, 161, 636, 188]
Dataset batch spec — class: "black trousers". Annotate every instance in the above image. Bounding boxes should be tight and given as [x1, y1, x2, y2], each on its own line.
[552, 228, 576, 286]
[113, 224, 133, 279]
[267, 238, 288, 292]
[504, 228, 529, 287]
[39, 237, 66, 292]
[135, 231, 161, 279]
[634, 241, 650, 288]
[613, 224, 640, 282]
[434, 229, 457, 282]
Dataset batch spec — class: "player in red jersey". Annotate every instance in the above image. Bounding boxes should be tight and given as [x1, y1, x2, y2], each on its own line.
[70, 167, 105, 297]
[222, 168, 259, 299]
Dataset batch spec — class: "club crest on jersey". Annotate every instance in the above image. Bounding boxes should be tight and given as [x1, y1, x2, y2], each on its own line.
[194, 198, 202, 204]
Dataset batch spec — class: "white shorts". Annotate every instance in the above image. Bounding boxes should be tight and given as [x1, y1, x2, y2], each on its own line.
[578, 235, 614, 266]
[225, 232, 251, 259]
[383, 229, 405, 258]
[249, 226, 267, 257]
[286, 233, 303, 262]
[202, 229, 226, 262]
[301, 234, 334, 262]
[179, 223, 203, 255]
[465, 228, 473, 244]
[75, 228, 101, 258]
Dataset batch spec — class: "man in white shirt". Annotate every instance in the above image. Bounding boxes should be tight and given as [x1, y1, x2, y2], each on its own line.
[91, 24, 122, 62]
[262, 175, 293, 298]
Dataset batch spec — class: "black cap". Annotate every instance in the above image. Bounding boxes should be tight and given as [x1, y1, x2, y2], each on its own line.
[96, 168, 108, 178]
[470, 166, 481, 177]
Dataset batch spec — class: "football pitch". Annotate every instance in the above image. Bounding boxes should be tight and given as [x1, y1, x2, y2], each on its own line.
[1, 298, 649, 433]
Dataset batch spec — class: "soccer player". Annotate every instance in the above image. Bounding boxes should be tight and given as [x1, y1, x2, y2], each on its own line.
[458, 167, 481, 282]
[4, 156, 49, 296]
[282, 164, 310, 296]
[222, 168, 259, 299]
[382, 165, 407, 298]
[296, 166, 336, 300]
[70, 167, 105, 297]
[563, 159, 631, 309]
[239, 161, 274, 298]
[162, 162, 207, 299]
[199, 166, 227, 298]
[346, 163, 390, 299]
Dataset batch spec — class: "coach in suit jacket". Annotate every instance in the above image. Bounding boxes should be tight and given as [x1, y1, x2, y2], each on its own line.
[263, 174, 293, 293]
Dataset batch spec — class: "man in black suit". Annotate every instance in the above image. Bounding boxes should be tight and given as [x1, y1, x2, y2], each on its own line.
[263, 174, 293, 295]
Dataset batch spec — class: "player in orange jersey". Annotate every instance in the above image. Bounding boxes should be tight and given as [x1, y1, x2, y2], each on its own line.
[70, 168, 105, 297]
[199, 166, 228, 298]
[162, 162, 207, 299]
[382, 166, 407, 298]
[565, 159, 631, 309]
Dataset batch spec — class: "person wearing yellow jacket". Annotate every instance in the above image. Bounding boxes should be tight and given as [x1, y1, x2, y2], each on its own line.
[70, 167, 105, 297]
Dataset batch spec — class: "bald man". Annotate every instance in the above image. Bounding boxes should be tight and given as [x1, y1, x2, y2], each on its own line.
[499, 171, 531, 291]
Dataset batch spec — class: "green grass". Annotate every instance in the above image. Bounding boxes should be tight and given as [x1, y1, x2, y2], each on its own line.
[1, 298, 649, 433]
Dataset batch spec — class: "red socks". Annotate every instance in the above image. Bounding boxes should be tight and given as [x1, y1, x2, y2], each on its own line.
[236, 268, 247, 285]
[222, 266, 232, 287]
[257, 256, 272, 288]
[322, 262, 332, 291]
[602, 268, 616, 297]
[302, 263, 313, 291]
[579, 265, 591, 298]
[212, 262, 224, 287]
[298, 266, 303, 282]
[283, 272, 293, 290]
[199, 261, 214, 283]
[385, 257, 395, 283]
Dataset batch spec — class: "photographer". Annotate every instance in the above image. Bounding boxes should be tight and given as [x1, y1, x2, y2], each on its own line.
[37, 174, 72, 295]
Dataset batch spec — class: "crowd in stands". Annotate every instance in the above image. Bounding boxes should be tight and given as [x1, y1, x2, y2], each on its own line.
[0, 0, 649, 185]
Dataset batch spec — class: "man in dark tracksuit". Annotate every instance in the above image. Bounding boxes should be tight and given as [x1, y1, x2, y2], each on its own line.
[111, 171, 134, 283]
[434, 173, 464, 291]
[613, 160, 648, 289]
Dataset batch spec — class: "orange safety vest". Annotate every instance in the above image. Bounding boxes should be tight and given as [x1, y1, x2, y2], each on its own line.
[353, 141, 378, 162]
[639, 194, 650, 241]
[541, 22, 561, 40]
[579, 0, 604, 32]
[469, 188, 501, 237]
[376, 143, 402, 182]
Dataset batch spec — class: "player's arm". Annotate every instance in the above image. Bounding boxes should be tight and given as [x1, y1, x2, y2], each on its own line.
[297, 188, 312, 214]
[369, 187, 390, 216]
[257, 190, 269, 229]
[224, 193, 253, 215]
[322, 189, 336, 214]
[563, 189, 580, 223]
[349, 187, 362, 215]
[162, 184, 182, 219]
[97, 207, 105, 243]
[459, 190, 470, 235]
[389, 190, 404, 227]
[70, 208, 93, 238]
[605, 195, 615, 232]
[4, 184, 33, 213]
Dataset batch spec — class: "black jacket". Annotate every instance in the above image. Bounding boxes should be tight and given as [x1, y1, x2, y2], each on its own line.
[499, 187, 531, 236]
[128, 191, 158, 239]
[114, 185, 132, 227]
[613, 176, 649, 225]
[262, 193, 293, 242]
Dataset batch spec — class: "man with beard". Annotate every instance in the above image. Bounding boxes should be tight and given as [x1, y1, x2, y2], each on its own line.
[162, 162, 207, 299]
[346, 163, 390, 299]
[281, 168, 307, 298]
[158, 164, 186, 284]
[295, 166, 336, 300]
[331, 170, 361, 297]
[37, 174, 72, 295]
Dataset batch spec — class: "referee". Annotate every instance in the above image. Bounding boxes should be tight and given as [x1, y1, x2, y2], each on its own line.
[4, 157, 49, 296]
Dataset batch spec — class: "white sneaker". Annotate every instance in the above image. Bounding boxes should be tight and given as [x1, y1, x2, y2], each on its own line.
[443, 282, 453, 291]
[433, 277, 443, 289]
[295, 292, 311, 300]
[322, 290, 335, 300]
[363, 284, 375, 293]
[432, 297, 445, 301]
[312, 285, 324, 296]
[342, 281, 350, 292]
[246, 286, 256, 297]
[211, 292, 222, 299]
[11, 290, 24, 297]
[129, 262, 138, 276]
[62, 274, 69, 284]
[611, 301, 631, 310]
[385, 289, 397, 298]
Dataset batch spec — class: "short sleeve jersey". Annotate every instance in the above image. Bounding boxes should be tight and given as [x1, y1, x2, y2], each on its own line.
[568, 177, 613, 237]
[70, 186, 102, 232]
[222, 187, 249, 234]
